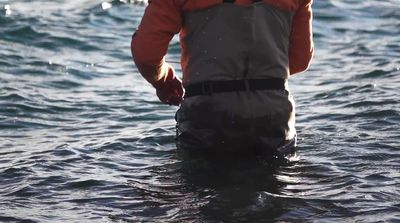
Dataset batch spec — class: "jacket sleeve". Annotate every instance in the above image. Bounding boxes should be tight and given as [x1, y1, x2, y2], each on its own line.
[131, 0, 183, 84]
[289, 0, 314, 75]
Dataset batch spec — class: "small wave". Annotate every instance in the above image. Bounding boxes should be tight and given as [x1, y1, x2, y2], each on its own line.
[0, 216, 36, 223]
[50, 144, 79, 157]
[63, 179, 107, 189]
[0, 51, 24, 68]
[357, 69, 392, 79]
[2, 25, 47, 42]
[363, 173, 393, 182]
[317, 109, 398, 123]
[354, 152, 398, 162]
[43, 79, 84, 89]
[0, 102, 57, 115]
[1, 166, 34, 179]
[5, 185, 40, 197]
[47, 104, 85, 113]
[312, 85, 356, 100]
[0, 93, 29, 101]
[2, 24, 99, 52]
[343, 99, 398, 108]
[0, 119, 57, 130]
[98, 142, 130, 151]
[36, 35, 101, 51]
[0, 60, 12, 68]
[66, 67, 100, 80]
[314, 1, 346, 21]
[352, 109, 399, 119]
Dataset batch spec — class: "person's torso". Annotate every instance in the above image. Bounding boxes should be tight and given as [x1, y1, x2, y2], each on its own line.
[176, 0, 299, 140]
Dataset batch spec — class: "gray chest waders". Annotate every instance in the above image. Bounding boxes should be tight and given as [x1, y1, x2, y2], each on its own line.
[176, 1, 296, 156]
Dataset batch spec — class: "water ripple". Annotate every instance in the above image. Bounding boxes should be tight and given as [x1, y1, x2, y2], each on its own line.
[0, 0, 399, 222]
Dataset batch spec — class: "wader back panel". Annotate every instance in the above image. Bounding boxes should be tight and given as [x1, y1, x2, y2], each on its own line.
[177, 2, 296, 154]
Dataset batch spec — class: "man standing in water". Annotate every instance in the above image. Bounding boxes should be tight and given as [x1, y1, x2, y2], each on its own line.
[131, 0, 313, 157]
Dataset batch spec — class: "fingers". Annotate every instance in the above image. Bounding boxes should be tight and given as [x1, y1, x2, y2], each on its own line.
[156, 87, 183, 106]
[174, 79, 185, 96]
[167, 96, 182, 106]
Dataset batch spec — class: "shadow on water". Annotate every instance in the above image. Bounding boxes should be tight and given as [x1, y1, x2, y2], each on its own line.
[110, 151, 303, 222]
[176, 155, 290, 222]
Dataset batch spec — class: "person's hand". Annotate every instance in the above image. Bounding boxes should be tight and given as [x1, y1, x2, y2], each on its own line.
[152, 64, 184, 106]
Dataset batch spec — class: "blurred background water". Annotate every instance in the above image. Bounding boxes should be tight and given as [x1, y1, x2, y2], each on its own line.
[0, 0, 399, 222]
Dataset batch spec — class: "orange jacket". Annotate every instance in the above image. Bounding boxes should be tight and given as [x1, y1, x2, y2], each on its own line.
[131, 0, 313, 84]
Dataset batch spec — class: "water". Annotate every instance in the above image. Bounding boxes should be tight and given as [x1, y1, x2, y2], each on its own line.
[0, 0, 399, 222]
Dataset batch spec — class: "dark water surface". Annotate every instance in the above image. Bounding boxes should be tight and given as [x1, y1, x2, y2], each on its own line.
[1, 0, 399, 222]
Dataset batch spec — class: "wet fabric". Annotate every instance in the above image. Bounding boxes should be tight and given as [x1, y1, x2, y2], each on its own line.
[175, 3, 297, 155]
[181, 3, 294, 85]
[176, 89, 296, 155]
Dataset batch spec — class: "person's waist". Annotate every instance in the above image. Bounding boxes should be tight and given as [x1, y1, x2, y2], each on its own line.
[184, 78, 286, 98]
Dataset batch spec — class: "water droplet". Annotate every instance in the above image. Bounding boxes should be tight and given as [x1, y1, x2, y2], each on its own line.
[4, 4, 12, 16]
[48, 61, 53, 65]
[129, 0, 148, 5]
[101, 2, 112, 10]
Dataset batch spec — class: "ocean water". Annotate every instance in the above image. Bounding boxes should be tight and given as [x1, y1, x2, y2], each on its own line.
[0, 0, 399, 222]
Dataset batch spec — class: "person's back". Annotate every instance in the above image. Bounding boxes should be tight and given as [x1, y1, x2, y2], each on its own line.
[131, 0, 314, 156]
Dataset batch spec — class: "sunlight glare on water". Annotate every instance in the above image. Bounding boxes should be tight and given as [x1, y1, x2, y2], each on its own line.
[101, 2, 112, 10]
[4, 4, 11, 16]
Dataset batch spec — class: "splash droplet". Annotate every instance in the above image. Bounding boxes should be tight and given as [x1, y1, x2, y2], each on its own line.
[4, 4, 12, 16]
[101, 2, 112, 10]
[124, 0, 148, 5]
